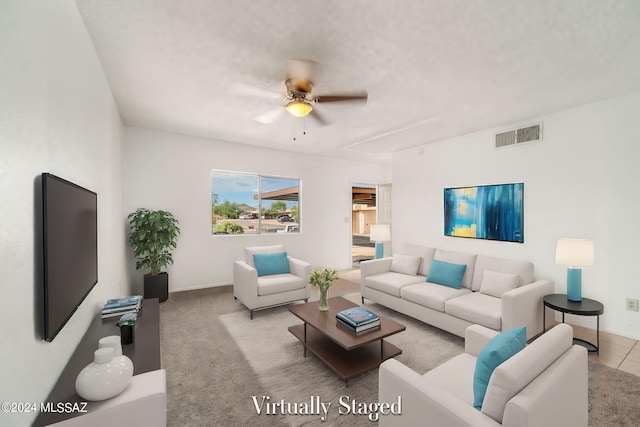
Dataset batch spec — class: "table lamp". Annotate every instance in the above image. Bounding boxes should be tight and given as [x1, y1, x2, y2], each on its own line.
[370, 224, 391, 259]
[555, 238, 594, 302]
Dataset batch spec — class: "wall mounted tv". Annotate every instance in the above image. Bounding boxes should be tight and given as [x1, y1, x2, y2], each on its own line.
[42, 173, 98, 342]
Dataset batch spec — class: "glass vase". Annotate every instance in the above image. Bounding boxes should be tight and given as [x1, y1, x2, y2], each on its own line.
[318, 287, 329, 311]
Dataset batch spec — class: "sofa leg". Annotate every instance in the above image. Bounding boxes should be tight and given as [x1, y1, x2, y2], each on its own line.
[304, 298, 308, 303]
[361, 296, 365, 304]
[250, 310, 254, 320]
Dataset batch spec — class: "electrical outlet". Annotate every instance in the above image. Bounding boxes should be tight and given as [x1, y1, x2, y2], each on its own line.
[626, 298, 639, 312]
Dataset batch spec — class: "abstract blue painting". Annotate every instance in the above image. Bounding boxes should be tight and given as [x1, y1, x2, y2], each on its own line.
[444, 183, 524, 243]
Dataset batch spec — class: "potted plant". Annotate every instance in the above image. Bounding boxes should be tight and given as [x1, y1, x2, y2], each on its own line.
[309, 268, 338, 311]
[128, 208, 180, 302]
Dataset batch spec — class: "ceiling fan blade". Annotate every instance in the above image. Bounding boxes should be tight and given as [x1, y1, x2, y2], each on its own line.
[308, 109, 329, 127]
[315, 92, 368, 103]
[254, 107, 285, 124]
[230, 82, 282, 101]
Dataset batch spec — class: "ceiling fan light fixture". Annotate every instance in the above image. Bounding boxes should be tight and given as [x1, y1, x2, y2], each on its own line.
[286, 100, 313, 118]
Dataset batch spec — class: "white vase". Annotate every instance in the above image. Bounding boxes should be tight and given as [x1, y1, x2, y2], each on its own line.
[75, 345, 134, 401]
[98, 335, 124, 356]
[98, 335, 134, 380]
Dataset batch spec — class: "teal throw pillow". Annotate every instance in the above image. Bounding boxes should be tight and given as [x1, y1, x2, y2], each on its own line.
[426, 259, 467, 289]
[473, 326, 526, 410]
[253, 252, 290, 277]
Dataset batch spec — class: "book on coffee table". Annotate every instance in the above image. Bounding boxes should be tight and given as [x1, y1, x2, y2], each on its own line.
[336, 306, 380, 327]
[336, 316, 381, 333]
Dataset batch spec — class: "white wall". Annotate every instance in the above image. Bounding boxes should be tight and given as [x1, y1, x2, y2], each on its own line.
[393, 91, 640, 340]
[0, 1, 124, 425]
[123, 126, 390, 292]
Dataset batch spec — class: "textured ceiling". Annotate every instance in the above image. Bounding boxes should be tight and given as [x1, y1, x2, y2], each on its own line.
[75, 0, 640, 164]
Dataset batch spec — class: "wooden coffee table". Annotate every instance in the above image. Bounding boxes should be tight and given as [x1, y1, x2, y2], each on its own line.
[288, 296, 406, 384]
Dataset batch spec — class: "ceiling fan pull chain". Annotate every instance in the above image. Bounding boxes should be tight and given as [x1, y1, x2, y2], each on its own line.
[292, 118, 297, 141]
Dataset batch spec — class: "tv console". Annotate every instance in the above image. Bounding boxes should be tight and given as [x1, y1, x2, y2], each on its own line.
[33, 299, 164, 427]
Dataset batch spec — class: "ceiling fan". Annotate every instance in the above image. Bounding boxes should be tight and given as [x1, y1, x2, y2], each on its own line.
[234, 59, 368, 126]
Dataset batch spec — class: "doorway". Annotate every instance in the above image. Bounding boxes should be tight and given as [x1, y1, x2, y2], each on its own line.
[351, 183, 377, 266]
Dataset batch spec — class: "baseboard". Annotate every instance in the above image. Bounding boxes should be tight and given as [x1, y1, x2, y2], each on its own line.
[170, 281, 232, 293]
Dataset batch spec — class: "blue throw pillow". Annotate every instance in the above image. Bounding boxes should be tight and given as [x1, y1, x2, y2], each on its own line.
[473, 326, 526, 410]
[426, 259, 467, 289]
[253, 252, 290, 277]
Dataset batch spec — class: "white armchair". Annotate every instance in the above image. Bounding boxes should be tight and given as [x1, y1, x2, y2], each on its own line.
[379, 324, 588, 427]
[233, 245, 311, 319]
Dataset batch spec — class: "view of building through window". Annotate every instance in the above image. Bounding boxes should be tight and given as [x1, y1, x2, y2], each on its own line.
[211, 170, 300, 235]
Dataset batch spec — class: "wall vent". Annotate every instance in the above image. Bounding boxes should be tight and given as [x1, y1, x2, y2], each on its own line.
[495, 123, 542, 148]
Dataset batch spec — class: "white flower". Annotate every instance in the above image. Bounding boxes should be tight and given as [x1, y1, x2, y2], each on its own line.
[309, 268, 338, 292]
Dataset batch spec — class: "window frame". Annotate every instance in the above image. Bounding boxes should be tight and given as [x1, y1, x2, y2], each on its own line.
[211, 169, 301, 236]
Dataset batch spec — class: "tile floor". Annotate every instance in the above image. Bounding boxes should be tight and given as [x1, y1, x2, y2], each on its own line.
[338, 268, 640, 378]
[571, 323, 640, 377]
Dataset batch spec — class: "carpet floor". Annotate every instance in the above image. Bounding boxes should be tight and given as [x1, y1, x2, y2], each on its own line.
[160, 282, 640, 426]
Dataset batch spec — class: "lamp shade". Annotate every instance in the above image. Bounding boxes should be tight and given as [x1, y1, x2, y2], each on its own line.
[286, 100, 313, 117]
[555, 238, 594, 267]
[370, 224, 391, 242]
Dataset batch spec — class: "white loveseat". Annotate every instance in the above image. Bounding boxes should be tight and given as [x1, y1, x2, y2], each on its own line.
[379, 324, 588, 426]
[361, 244, 554, 340]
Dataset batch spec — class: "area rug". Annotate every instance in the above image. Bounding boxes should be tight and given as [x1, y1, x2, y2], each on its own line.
[218, 294, 463, 426]
[218, 293, 640, 427]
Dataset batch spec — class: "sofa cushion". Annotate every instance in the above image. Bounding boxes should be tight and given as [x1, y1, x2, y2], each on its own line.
[253, 252, 290, 277]
[479, 270, 521, 298]
[471, 255, 534, 292]
[244, 245, 286, 267]
[401, 283, 471, 312]
[434, 249, 477, 289]
[482, 324, 573, 423]
[396, 244, 436, 276]
[365, 272, 423, 297]
[473, 326, 526, 411]
[257, 273, 305, 296]
[426, 259, 467, 289]
[445, 292, 502, 329]
[390, 254, 421, 275]
[423, 353, 476, 405]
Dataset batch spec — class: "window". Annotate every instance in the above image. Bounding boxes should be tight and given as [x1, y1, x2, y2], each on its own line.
[211, 170, 300, 235]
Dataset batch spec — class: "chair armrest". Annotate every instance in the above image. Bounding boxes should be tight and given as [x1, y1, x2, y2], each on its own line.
[233, 260, 259, 308]
[379, 359, 500, 427]
[502, 345, 588, 427]
[465, 325, 499, 357]
[360, 258, 394, 279]
[360, 258, 394, 293]
[288, 257, 312, 284]
[502, 279, 555, 341]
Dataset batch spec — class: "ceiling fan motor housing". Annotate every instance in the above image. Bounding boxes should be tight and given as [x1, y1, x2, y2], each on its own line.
[285, 78, 313, 101]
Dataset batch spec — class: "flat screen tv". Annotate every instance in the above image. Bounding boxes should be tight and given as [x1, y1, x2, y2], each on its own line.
[42, 173, 98, 341]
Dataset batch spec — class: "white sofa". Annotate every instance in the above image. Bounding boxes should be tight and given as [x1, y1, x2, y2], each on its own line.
[360, 244, 554, 340]
[379, 324, 588, 426]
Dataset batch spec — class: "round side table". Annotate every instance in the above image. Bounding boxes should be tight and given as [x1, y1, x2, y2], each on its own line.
[543, 294, 604, 353]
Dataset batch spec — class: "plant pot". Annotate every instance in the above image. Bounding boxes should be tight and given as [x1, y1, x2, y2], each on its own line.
[144, 272, 169, 303]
